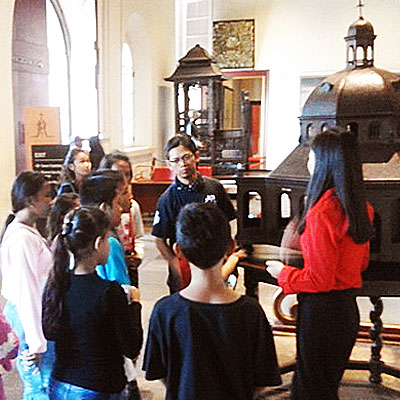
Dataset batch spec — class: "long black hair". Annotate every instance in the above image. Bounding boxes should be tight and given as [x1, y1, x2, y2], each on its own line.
[42, 206, 110, 339]
[298, 128, 373, 244]
[60, 148, 90, 183]
[89, 135, 106, 170]
[1, 171, 46, 241]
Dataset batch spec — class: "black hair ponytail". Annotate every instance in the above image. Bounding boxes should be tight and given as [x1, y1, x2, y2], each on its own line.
[42, 206, 111, 339]
[42, 234, 71, 339]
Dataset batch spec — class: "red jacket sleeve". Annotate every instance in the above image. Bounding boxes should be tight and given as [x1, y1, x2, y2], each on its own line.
[278, 208, 340, 294]
[278, 199, 374, 295]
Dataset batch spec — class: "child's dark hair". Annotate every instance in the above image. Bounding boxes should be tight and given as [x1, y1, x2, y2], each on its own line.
[176, 203, 231, 269]
[99, 152, 133, 181]
[164, 134, 197, 159]
[79, 175, 119, 207]
[89, 135, 106, 170]
[60, 148, 90, 183]
[91, 169, 125, 185]
[298, 127, 373, 243]
[42, 206, 110, 339]
[47, 193, 79, 242]
[3, 171, 46, 232]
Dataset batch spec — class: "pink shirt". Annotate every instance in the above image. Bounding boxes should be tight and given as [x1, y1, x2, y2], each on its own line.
[1, 221, 52, 353]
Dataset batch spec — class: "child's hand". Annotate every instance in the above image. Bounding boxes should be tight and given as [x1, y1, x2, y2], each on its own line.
[265, 260, 284, 278]
[121, 284, 141, 303]
[19, 350, 41, 374]
[231, 249, 247, 261]
[128, 286, 140, 302]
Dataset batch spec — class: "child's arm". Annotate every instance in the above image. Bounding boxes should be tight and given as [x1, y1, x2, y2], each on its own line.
[155, 237, 182, 284]
[221, 249, 247, 281]
[112, 284, 143, 360]
[131, 200, 145, 259]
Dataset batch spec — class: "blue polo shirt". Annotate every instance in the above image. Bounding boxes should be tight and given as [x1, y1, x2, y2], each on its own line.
[152, 175, 236, 245]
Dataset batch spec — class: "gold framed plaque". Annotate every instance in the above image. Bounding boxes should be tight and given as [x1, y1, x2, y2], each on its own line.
[213, 19, 255, 69]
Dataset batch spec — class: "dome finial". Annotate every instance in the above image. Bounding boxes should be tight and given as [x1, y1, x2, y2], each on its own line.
[357, 0, 364, 19]
[345, 2, 375, 69]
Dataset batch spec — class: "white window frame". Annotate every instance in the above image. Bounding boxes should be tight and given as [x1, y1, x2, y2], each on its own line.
[175, 0, 213, 60]
[122, 43, 135, 146]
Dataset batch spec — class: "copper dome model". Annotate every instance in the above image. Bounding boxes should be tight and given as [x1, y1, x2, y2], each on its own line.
[269, 15, 400, 185]
[235, 11, 400, 384]
[237, 14, 400, 279]
[299, 16, 400, 163]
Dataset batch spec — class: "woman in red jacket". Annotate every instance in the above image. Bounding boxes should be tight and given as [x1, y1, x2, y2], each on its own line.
[267, 128, 374, 400]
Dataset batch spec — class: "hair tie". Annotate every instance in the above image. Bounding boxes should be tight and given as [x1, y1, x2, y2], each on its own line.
[61, 221, 73, 237]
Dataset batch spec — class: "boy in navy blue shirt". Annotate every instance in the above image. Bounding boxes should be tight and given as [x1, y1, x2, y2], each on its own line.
[152, 134, 236, 293]
[144, 203, 281, 400]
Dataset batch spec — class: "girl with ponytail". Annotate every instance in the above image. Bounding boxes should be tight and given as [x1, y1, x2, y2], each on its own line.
[42, 207, 143, 399]
[1, 171, 53, 399]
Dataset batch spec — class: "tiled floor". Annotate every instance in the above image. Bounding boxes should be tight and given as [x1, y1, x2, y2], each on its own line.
[136, 233, 400, 400]
[137, 236, 400, 400]
[2, 233, 400, 399]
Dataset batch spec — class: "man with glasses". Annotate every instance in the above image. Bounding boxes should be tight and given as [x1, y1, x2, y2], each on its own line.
[152, 134, 236, 293]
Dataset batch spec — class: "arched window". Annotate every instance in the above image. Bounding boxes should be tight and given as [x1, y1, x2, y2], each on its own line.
[244, 191, 262, 228]
[46, 0, 98, 143]
[122, 43, 135, 145]
[247, 191, 262, 219]
[306, 123, 313, 140]
[366, 45, 373, 61]
[281, 192, 291, 219]
[346, 122, 359, 137]
[46, 0, 70, 143]
[321, 122, 329, 132]
[348, 45, 354, 63]
[356, 46, 364, 64]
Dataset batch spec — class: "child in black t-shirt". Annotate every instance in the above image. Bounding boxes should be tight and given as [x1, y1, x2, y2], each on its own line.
[42, 206, 142, 398]
[143, 203, 281, 400]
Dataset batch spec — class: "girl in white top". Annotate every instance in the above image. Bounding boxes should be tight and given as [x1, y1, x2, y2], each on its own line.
[1, 171, 54, 399]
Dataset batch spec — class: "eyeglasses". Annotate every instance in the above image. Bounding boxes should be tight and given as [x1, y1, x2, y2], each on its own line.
[168, 153, 194, 165]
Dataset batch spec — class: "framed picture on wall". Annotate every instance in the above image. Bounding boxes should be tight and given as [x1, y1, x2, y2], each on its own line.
[213, 19, 255, 69]
[23, 106, 61, 169]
